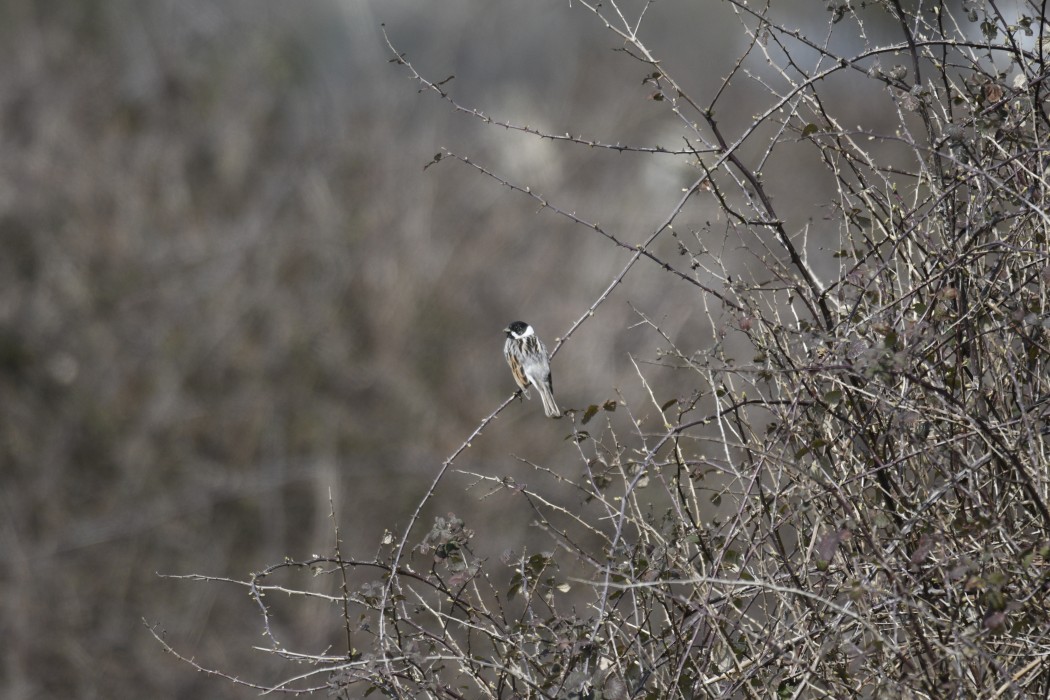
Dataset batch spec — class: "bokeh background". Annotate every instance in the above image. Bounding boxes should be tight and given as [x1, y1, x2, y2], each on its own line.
[0, 1, 899, 696]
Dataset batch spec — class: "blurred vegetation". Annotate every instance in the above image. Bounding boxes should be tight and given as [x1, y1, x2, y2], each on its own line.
[3, 0, 1049, 698]
[0, 1, 726, 697]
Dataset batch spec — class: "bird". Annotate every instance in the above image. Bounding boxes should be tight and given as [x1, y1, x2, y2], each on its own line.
[503, 321, 560, 418]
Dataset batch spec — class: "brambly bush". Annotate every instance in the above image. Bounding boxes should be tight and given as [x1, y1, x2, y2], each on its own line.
[154, 1, 1050, 696]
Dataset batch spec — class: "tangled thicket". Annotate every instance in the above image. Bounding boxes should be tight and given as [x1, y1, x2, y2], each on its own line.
[158, 1, 1050, 697]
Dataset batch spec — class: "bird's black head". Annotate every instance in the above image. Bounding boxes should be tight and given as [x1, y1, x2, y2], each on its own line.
[504, 321, 529, 337]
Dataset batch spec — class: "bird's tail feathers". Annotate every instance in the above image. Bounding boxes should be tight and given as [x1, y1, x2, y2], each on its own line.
[537, 384, 561, 419]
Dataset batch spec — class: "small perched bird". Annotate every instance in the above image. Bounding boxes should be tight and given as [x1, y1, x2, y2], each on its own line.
[503, 321, 560, 418]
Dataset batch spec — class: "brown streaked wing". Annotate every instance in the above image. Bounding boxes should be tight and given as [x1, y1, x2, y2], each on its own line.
[506, 351, 530, 391]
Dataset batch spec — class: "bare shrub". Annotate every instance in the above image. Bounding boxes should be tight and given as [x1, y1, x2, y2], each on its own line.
[154, 1, 1050, 697]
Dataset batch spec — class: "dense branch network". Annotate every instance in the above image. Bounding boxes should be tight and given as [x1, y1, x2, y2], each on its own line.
[158, 1, 1050, 697]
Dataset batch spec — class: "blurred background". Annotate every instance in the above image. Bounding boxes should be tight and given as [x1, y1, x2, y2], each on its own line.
[0, 0, 898, 696]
